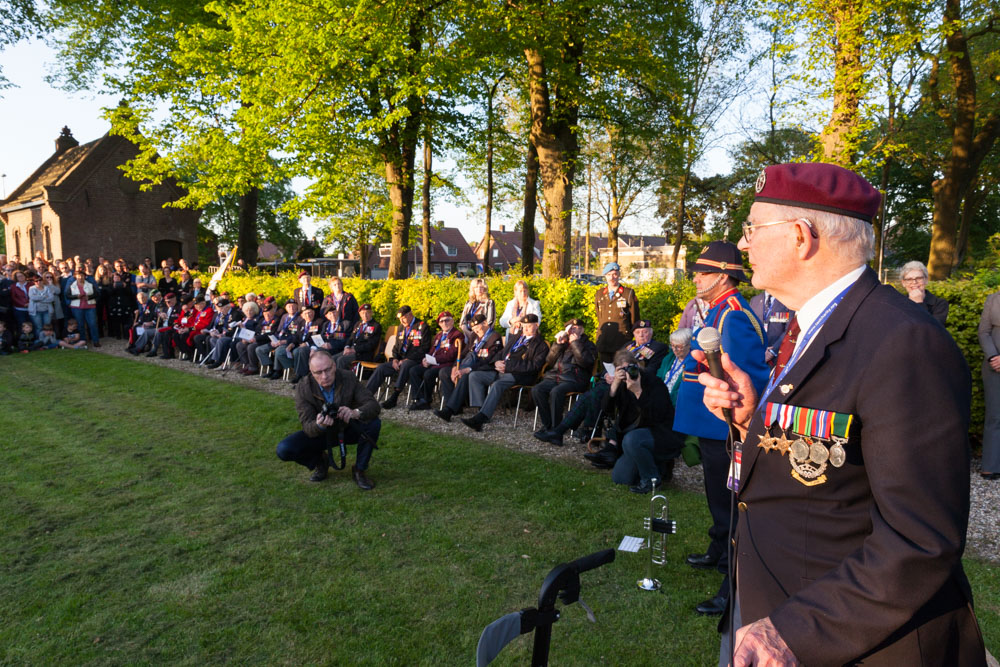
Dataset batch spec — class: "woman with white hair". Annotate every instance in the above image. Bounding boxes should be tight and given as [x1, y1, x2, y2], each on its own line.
[900, 260, 948, 326]
[658, 327, 692, 405]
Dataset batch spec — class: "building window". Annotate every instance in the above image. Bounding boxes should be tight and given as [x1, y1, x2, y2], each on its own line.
[457, 263, 471, 275]
[27, 228, 35, 258]
[494, 263, 503, 271]
[43, 226, 52, 260]
[432, 263, 442, 274]
[14, 230, 21, 259]
[492, 248, 499, 258]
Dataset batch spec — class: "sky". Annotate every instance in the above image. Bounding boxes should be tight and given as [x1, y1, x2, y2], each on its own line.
[1, 38, 736, 248]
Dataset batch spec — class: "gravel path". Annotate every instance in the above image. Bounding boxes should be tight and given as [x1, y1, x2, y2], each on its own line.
[93, 337, 999, 564]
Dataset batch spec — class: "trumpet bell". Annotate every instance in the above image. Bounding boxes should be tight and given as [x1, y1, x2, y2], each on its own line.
[637, 576, 661, 592]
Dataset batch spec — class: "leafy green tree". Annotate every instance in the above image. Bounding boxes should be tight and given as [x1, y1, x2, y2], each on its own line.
[0, 0, 41, 89]
[199, 179, 305, 260]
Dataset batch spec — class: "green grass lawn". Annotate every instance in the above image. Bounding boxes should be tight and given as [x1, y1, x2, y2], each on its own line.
[1, 351, 997, 665]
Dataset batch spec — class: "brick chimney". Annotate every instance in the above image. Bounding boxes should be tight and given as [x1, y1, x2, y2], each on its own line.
[499, 224, 506, 233]
[55, 126, 79, 155]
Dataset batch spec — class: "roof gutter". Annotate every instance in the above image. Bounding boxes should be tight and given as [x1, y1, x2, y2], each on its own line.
[0, 199, 45, 214]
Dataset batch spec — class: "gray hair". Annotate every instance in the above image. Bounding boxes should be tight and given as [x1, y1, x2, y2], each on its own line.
[669, 328, 692, 345]
[243, 301, 260, 317]
[776, 205, 875, 264]
[900, 260, 928, 280]
[612, 349, 638, 367]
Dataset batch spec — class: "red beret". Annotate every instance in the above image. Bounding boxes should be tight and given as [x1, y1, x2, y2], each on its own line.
[754, 163, 881, 223]
[297, 270, 310, 279]
[437, 310, 453, 321]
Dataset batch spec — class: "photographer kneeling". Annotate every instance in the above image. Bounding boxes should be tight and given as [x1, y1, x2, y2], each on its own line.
[606, 350, 681, 493]
[276, 349, 381, 489]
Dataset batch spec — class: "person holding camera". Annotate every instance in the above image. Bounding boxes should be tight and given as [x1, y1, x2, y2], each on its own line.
[603, 349, 681, 493]
[276, 350, 381, 489]
[531, 318, 597, 435]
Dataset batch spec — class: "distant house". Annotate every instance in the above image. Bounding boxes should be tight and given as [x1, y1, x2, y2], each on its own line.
[570, 231, 686, 272]
[0, 127, 200, 266]
[366, 226, 478, 278]
[474, 224, 544, 273]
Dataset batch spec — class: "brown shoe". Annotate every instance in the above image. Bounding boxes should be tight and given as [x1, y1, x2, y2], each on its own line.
[352, 465, 374, 491]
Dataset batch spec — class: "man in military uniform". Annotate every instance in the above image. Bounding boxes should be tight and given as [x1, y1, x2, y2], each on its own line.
[673, 241, 770, 618]
[366, 305, 432, 408]
[461, 313, 548, 432]
[698, 163, 985, 665]
[594, 261, 640, 363]
[531, 318, 598, 433]
[335, 303, 382, 370]
[434, 313, 504, 422]
[749, 290, 792, 366]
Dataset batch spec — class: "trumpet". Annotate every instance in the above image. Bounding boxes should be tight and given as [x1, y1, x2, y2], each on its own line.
[638, 478, 676, 592]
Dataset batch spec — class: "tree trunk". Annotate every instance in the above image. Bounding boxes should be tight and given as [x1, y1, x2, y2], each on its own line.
[954, 175, 985, 270]
[585, 162, 592, 272]
[421, 126, 432, 277]
[927, 0, 1000, 279]
[359, 242, 369, 278]
[671, 170, 690, 267]
[819, 0, 863, 166]
[521, 139, 538, 275]
[608, 192, 621, 264]
[525, 47, 580, 279]
[237, 187, 259, 267]
[484, 100, 494, 275]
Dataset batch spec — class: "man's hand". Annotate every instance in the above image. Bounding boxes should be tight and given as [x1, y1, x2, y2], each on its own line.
[451, 367, 461, 383]
[286, 344, 294, 355]
[271, 340, 281, 348]
[316, 413, 336, 429]
[422, 359, 431, 368]
[990, 355, 1000, 373]
[568, 330, 580, 343]
[337, 406, 358, 423]
[392, 359, 400, 371]
[343, 346, 354, 355]
[693, 349, 758, 439]
[732, 617, 800, 667]
[495, 360, 506, 373]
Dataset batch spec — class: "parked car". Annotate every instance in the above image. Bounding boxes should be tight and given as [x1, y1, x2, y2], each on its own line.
[623, 268, 683, 285]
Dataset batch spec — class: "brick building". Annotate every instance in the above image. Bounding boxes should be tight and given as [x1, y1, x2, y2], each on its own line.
[0, 127, 200, 266]
[473, 224, 544, 273]
[367, 226, 478, 278]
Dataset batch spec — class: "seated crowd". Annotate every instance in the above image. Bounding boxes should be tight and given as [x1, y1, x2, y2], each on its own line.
[1, 250, 796, 499]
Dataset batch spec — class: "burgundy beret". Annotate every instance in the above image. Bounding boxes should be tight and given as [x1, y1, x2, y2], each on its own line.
[754, 163, 881, 223]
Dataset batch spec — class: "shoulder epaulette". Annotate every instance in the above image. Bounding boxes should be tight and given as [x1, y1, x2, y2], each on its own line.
[725, 296, 743, 311]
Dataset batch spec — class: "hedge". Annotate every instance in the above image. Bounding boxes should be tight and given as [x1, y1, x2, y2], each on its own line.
[177, 268, 994, 447]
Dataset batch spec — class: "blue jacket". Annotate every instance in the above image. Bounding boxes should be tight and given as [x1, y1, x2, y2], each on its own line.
[672, 289, 769, 440]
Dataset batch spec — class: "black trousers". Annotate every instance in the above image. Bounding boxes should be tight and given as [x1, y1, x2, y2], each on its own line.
[531, 378, 590, 430]
[365, 359, 420, 395]
[700, 436, 736, 596]
[407, 364, 445, 404]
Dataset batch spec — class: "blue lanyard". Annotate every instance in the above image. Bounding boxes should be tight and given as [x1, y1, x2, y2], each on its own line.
[506, 335, 529, 361]
[433, 331, 447, 353]
[475, 328, 494, 352]
[664, 356, 684, 386]
[758, 284, 852, 408]
[401, 321, 416, 350]
[762, 295, 776, 326]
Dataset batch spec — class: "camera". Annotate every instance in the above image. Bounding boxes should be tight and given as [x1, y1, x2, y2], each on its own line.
[625, 363, 641, 380]
[320, 401, 340, 421]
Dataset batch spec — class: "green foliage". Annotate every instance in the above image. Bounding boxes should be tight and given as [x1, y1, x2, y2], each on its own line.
[927, 274, 997, 446]
[212, 271, 697, 342]
[199, 179, 306, 257]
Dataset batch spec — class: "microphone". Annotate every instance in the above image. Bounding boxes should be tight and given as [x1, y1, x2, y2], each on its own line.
[696, 326, 733, 428]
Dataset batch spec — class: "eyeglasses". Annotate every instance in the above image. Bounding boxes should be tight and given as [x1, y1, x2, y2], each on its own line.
[742, 218, 816, 243]
[901, 276, 926, 283]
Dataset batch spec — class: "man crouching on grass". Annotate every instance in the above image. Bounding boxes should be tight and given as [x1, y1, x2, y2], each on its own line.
[276, 349, 381, 490]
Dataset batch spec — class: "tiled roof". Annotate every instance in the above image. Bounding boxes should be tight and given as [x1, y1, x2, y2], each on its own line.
[2, 133, 115, 208]
[367, 226, 478, 270]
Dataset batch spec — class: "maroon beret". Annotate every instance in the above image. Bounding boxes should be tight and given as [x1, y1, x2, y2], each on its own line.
[754, 163, 881, 223]
[297, 270, 310, 279]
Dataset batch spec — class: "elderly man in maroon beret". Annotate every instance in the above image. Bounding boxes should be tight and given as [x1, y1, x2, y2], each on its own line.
[698, 163, 985, 666]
